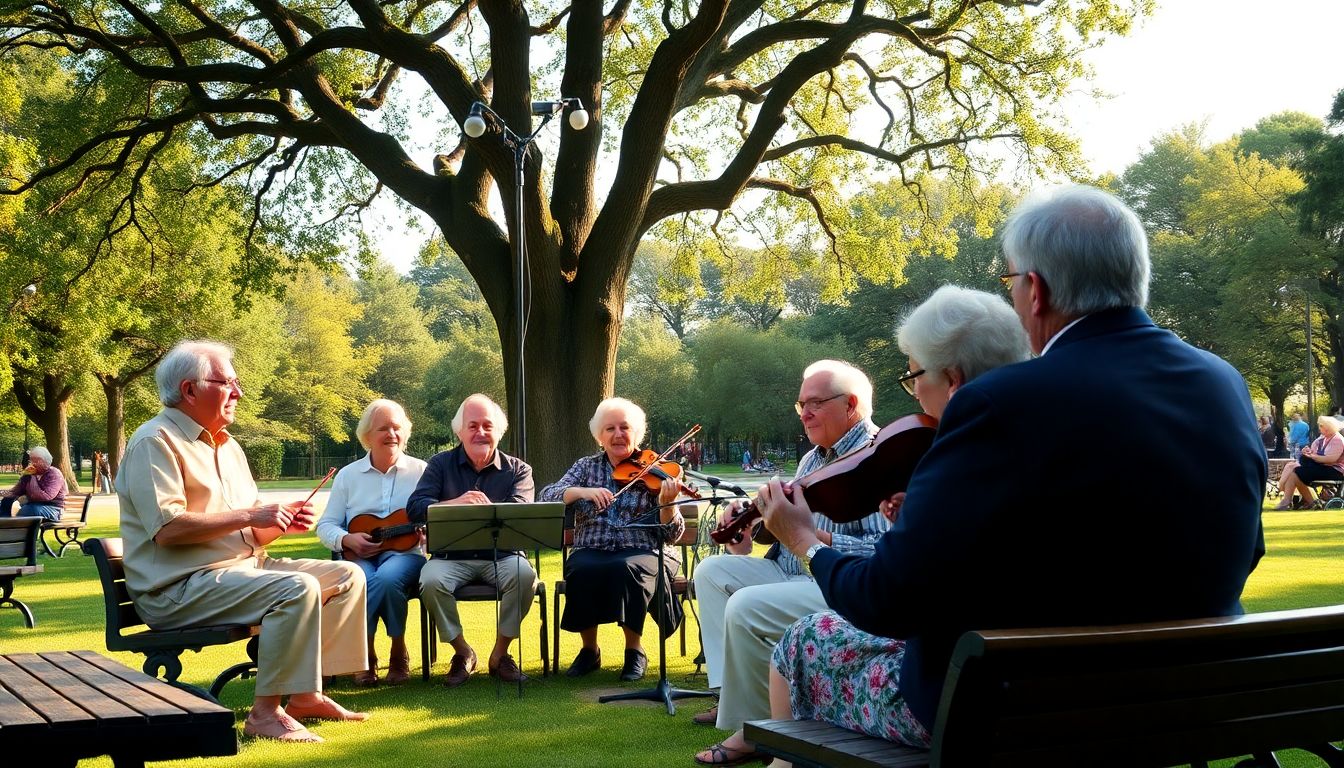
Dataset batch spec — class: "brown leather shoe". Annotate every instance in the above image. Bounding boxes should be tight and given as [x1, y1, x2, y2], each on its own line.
[489, 654, 526, 683]
[352, 668, 379, 686]
[444, 652, 477, 687]
[386, 653, 411, 685]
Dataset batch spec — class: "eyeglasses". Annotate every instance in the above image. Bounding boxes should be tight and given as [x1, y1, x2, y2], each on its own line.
[200, 377, 243, 392]
[898, 369, 925, 397]
[999, 272, 1022, 290]
[795, 393, 846, 416]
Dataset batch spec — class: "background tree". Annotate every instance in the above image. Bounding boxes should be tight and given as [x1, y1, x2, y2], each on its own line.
[0, 0, 1149, 479]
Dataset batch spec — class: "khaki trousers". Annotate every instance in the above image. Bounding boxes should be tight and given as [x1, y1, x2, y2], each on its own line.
[693, 554, 824, 731]
[418, 555, 537, 641]
[134, 555, 367, 696]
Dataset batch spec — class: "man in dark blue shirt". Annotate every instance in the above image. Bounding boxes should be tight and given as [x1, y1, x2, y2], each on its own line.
[408, 394, 535, 687]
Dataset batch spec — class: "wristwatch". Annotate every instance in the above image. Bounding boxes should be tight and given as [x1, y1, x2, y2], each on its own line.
[802, 542, 830, 575]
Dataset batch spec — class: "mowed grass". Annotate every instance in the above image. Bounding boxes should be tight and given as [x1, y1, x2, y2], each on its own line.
[1, 495, 1341, 767]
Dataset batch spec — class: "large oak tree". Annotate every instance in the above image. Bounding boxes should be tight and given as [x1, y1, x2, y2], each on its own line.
[1, 0, 1146, 478]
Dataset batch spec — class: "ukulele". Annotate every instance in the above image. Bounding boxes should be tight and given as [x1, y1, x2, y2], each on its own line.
[342, 508, 423, 559]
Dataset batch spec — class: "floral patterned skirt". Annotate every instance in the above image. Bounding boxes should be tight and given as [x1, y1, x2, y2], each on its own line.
[771, 610, 931, 748]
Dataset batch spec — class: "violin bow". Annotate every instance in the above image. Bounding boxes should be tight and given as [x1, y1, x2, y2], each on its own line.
[300, 466, 338, 506]
[611, 423, 701, 501]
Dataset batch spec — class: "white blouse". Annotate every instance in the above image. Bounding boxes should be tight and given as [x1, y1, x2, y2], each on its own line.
[315, 452, 428, 553]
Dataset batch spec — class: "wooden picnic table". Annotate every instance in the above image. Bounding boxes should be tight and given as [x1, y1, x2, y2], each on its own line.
[0, 650, 237, 767]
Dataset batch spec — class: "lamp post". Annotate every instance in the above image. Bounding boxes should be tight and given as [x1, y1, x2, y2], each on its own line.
[461, 98, 590, 461]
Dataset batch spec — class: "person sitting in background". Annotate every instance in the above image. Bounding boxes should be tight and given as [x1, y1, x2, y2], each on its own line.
[97, 450, 113, 494]
[757, 185, 1265, 757]
[1288, 413, 1310, 459]
[693, 293, 1030, 766]
[540, 397, 685, 681]
[1275, 415, 1344, 510]
[0, 446, 65, 521]
[316, 399, 427, 686]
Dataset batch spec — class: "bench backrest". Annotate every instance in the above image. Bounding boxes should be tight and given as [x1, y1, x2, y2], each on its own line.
[56, 494, 91, 526]
[931, 606, 1344, 767]
[0, 518, 40, 566]
[82, 537, 149, 650]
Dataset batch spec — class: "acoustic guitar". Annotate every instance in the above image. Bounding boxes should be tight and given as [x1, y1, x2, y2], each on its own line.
[342, 508, 423, 559]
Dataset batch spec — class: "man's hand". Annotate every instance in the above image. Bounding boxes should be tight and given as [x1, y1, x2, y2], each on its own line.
[341, 531, 383, 559]
[879, 492, 906, 524]
[444, 490, 491, 505]
[249, 503, 294, 530]
[282, 501, 315, 534]
[757, 478, 820, 557]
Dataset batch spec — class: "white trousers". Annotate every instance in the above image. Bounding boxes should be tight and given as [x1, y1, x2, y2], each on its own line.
[694, 554, 823, 730]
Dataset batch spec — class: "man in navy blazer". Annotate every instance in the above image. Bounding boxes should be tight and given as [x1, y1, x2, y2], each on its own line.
[758, 185, 1267, 739]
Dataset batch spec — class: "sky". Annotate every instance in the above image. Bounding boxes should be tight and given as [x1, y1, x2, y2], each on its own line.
[368, 0, 1344, 273]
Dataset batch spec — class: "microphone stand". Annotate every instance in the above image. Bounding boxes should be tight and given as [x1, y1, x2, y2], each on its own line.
[598, 506, 715, 715]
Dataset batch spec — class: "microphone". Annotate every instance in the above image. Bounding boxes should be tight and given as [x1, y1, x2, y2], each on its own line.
[697, 472, 747, 497]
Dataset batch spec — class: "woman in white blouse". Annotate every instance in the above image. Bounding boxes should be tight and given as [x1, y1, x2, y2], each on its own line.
[317, 399, 427, 685]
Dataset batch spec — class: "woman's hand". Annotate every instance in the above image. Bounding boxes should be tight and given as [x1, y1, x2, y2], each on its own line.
[657, 478, 679, 507]
[584, 487, 615, 510]
[879, 492, 906, 524]
[341, 531, 383, 559]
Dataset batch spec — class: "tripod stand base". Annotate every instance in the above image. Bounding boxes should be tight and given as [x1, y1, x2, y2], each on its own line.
[599, 677, 715, 715]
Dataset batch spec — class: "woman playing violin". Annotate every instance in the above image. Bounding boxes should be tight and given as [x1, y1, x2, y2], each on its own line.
[315, 399, 427, 686]
[539, 397, 686, 681]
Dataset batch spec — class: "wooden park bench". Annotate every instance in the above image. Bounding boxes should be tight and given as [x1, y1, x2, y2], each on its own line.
[40, 492, 91, 557]
[745, 605, 1344, 767]
[0, 517, 43, 628]
[84, 537, 260, 701]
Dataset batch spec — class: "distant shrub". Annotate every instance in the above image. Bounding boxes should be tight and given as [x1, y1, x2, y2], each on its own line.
[242, 437, 283, 481]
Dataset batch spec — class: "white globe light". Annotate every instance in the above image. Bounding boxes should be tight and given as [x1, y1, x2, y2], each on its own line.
[464, 114, 487, 138]
[568, 108, 589, 131]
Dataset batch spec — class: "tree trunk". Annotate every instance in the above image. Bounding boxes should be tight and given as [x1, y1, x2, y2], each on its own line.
[11, 372, 77, 490]
[98, 376, 128, 480]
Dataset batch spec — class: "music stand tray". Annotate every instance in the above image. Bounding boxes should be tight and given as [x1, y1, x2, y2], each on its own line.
[425, 502, 567, 555]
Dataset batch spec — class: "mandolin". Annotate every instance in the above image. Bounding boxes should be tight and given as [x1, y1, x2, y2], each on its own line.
[342, 508, 423, 559]
[710, 413, 938, 545]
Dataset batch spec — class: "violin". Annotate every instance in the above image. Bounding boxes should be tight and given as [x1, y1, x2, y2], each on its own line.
[613, 449, 702, 499]
[710, 413, 938, 545]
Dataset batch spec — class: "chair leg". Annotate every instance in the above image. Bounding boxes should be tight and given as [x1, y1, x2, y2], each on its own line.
[536, 584, 549, 676]
[553, 588, 562, 675]
[0, 576, 35, 628]
[421, 599, 434, 682]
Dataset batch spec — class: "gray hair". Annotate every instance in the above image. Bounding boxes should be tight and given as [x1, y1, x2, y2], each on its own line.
[156, 340, 234, 406]
[897, 286, 1031, 384]
[1002, 184, 1150, 316]
[451, 394, 508, 436]
[589, 397, 647, 448]
[355, 399, 413, 450]
[29, 446, 52, 463]
[801, 360, 874, 420]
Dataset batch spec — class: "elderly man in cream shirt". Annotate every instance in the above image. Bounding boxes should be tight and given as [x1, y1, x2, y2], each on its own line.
[118, 340, 369, 743]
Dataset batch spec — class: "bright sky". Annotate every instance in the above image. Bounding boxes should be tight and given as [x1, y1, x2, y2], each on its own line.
[369, 0, 1344, 273]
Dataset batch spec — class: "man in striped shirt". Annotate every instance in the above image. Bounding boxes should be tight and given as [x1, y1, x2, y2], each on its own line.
[692, 360, 889, 766]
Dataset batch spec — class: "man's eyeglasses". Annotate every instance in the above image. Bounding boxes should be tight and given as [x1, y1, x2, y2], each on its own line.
[999, 272, 1022, 290]
[795, 393, 846, 416]
[200, 377, 243, 392]
[898, 369, 925, 397]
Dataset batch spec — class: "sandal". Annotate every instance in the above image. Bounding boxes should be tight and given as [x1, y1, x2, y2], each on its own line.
[695, 740, 768, 766]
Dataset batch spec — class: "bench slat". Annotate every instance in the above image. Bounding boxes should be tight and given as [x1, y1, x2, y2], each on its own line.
[0, 656, 95, 727]
[43, 652, 188, 721]
[4, 653, 143, 725]
[0, 566, 41, 576]
[71, 651, 232, 719]
[0, 685, 47, 727]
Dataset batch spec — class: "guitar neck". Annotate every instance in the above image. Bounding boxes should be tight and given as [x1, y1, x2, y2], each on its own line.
[371, 523, 423, 542]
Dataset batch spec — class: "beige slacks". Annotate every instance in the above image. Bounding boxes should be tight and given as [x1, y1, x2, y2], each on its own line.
[418, 555, 537, 641]
[694, 554, 824, 731]
[134, 555, 367, 696]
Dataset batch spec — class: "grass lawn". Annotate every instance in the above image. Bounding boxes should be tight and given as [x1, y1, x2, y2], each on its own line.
[1, 493, 1339, 767]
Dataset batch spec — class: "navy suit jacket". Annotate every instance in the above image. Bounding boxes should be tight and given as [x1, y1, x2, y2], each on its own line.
[809, 307, 1267, 729]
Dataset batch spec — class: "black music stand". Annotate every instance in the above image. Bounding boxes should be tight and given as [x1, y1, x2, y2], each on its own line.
[425, 502, 566, 696]
[597, 514, 715, 715]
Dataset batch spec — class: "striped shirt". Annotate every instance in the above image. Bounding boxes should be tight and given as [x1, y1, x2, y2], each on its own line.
[774, 418, 889, 577]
